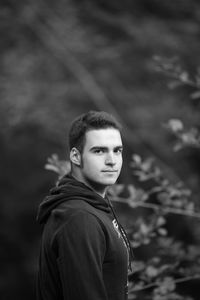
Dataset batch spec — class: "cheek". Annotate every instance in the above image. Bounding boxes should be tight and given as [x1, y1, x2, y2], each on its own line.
[117, 156, 123, 166]
[82, 157, 101, 173]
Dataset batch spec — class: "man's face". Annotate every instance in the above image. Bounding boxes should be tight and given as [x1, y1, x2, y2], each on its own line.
[80, 128, 123, 193]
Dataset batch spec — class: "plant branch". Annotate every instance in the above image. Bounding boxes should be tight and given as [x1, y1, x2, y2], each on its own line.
[112, 197, 200, 219]
[129, 274, 200, 293]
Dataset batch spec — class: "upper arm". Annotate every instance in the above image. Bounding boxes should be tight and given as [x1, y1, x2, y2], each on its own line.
[55, 211, 108, 300]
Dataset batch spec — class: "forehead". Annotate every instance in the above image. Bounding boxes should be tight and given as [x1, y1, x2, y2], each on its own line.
[84, 128, 122, 149]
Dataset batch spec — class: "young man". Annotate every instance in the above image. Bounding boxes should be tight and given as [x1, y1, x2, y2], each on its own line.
[36, 111, 131, 300]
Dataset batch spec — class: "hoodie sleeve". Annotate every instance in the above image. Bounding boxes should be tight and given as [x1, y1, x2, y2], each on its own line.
[55, 211, 108, 300]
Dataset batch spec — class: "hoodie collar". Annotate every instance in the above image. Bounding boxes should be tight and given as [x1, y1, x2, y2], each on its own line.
[37, 174, 111, 224]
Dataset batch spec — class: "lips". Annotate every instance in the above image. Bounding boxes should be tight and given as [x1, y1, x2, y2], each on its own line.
[102, 170, 118, 172]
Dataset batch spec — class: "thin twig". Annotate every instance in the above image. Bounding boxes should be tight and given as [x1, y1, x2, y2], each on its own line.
[129, 274, 200, 293]
[157, 69, 199, 89]
[112, 197, 200, 219]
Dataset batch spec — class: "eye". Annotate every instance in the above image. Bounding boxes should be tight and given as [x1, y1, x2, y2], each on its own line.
[115, 148, 123, 154]
[94, 149, 104, 154]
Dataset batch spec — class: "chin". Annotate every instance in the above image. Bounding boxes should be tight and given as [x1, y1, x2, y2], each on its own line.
[86, 175, 118, 189]
[101, 178, 117, 186]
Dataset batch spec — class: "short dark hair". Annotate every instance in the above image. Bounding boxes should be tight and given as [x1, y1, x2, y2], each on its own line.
[69, 111, 122, 152]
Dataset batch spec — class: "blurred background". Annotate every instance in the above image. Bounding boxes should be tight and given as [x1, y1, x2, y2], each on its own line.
[1, 0, 200, 299]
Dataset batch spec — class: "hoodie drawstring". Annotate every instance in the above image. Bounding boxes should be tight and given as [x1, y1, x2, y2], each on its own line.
[107, 198, 133, 272]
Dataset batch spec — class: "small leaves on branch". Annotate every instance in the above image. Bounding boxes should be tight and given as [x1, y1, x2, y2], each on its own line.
[45, 153, 71, 180]
[164, 119, 200, 151]
[131, 154, 195, 212]
[153, 56, 200, 97]
[130, 215, 167, 248]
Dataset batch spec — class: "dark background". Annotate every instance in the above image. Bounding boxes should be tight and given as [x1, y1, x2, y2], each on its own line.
[1, 0, 200, 299]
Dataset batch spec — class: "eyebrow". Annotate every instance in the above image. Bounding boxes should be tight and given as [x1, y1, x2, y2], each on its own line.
[90, 146, 123, 151]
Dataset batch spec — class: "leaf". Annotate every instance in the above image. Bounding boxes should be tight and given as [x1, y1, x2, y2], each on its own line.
[156, 216, 166, 227]
[108, 184, 124, 196]
[157, 228, 168, 236]
[45, 154, 71, 177]
[190, 90, 200, 99]
[146, 266, 159, 278]
[179, 71, 189, 83]
[168, 80, 183, 89]
[140, 223, 150, 235]
[132, 154, 142, 164]
[173, 142, 183, 152]
[167, 119, 183, 132]
[155, 277, 176, 295]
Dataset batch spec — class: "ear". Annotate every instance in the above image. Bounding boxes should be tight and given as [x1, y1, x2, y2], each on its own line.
[70, 147, 81, 166]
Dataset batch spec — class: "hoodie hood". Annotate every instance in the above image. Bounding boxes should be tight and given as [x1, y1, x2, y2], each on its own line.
[37, 174, 111, 224]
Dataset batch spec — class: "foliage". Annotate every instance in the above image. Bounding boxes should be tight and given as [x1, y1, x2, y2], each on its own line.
[164, 119, 200, 151]
[153, 56, 200, 151]
[153, 56, 200, 96]
[45, 154, 71, 180]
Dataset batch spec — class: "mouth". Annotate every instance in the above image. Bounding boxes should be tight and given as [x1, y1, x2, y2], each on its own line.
[102, 170, 118, 173]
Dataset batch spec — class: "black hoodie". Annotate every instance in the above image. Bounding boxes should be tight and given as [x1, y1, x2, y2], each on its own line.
[36, 175, 129, 300]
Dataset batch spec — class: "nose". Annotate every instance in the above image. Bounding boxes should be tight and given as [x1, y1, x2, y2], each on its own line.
[105, 152, 116, 165]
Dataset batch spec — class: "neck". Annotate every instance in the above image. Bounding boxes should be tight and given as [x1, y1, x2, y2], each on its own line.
[71, 170, 107, 198]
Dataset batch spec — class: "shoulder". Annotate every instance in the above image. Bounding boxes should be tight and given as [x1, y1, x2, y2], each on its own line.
[53, 210, 107, 255]
[50, 200, 109, 231]
[52, 209, 106, 238]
